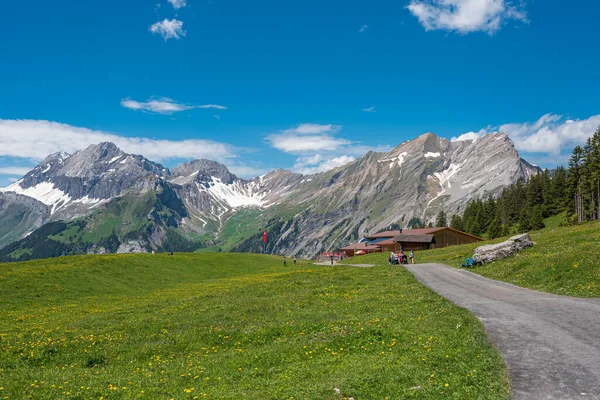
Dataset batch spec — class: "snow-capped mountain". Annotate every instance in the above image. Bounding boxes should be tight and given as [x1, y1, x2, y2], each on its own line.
[0, 132, 539, 258]
[1, 142, 167, 217]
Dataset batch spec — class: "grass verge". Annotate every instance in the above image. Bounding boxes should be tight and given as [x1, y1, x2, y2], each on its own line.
[406, 221, 600, 298]
[0, 253, 508, 399]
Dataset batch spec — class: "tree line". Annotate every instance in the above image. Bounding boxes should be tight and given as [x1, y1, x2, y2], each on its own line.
[438, 126, 600, 239]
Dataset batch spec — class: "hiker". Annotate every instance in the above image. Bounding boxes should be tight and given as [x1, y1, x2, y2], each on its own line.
[330, 254, 334, 265]
[398, 250, 407, 264]
[293, 256, 297, 266]
[409, 250, 415, 264]
[283, 256, 287, 267]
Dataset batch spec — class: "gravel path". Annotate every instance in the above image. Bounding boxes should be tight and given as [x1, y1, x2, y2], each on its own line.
[313, 262, 375, 268]
[404, 263, 600, 400]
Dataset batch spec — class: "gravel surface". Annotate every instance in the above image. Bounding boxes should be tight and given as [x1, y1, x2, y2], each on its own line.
[313, 262, 375, 268]
[404, 263, 600, 400]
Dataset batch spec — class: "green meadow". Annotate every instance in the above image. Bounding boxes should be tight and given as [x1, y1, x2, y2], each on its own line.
[354, 219, 600, 298]
[418, 221, 600, 298]
[0, 253, 508, 399]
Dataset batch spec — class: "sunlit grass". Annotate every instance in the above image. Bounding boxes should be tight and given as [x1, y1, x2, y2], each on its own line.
[0, 253, 508, 399]
[415, 221, 600, 298]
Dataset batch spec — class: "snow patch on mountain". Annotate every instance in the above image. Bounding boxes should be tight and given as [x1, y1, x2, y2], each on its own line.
[1, 181, 107, 214]
[424, 152, 441, 158]
[379, 152, 408, 169]
[427, 163, 464, 208]
[206, 178, 267, 209]
[2, 181, 71, 214]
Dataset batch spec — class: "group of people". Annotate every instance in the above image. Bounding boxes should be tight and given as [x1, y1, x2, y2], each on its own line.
[389, 249, 415, 265]
[282, 256, 297, 266]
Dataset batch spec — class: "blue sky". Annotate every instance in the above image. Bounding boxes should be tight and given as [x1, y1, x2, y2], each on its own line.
[1, 0, 599, 186]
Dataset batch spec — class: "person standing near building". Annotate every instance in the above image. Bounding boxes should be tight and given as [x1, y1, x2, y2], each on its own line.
[409, 250, 415, 264]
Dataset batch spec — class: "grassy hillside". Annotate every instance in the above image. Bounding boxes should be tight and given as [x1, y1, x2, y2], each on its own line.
[410, 221, 600, 298]
[0, 189, 208, 262]
[0, 253, 508, 399]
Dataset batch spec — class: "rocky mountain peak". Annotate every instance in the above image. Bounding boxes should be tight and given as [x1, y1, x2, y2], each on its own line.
[170, 159, 237, 186]
[76, 142, 124, 163]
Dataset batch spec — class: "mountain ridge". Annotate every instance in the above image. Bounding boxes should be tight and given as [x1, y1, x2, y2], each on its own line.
[0, 132, 540, 260]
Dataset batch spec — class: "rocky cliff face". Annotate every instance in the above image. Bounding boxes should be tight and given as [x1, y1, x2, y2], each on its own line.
[0, 133, 540, 259]
[251, 132, 539, 257]
[0, 193, 50, 248]
[2, 142, 167, 219]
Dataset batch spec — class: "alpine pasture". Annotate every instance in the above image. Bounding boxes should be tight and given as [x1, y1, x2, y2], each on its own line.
[0, 253, 508, 399]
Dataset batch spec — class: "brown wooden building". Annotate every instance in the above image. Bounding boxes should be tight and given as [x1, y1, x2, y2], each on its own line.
[340, 227, 482, 256]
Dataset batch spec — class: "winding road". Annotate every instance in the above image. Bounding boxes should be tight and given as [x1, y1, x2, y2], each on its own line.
[404, 263, 600, 400]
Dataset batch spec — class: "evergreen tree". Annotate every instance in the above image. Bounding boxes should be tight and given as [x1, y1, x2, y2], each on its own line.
[567, 146, 585, 223]
[518, 209, 532, 233]
[450, 214, 464, 231]
[530, 205, 545, 231]
[488, 217, 503, 239]
[550, 166, 568, 214]
[435, 210, 447, 227]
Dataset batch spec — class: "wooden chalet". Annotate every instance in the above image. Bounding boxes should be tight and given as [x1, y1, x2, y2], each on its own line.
[340, 227, 483, 257]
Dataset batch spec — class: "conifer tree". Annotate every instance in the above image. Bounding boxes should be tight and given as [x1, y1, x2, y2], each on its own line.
[488, 217, 503, 239]
[435, 210, 447, 227]
[519, 209, 532, 233]
[450, 214, 464, 231]
[567, 146, 585, 223]
[530, 205, 546, 231]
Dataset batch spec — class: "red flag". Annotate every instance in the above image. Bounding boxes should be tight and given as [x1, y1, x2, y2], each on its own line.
[263, 230, 267, 243]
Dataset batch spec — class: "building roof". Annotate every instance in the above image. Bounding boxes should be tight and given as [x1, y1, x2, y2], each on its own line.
[393, 234, 435, 243]
[366, 230, 403, 239]
[366, 228, 445, 240]
[339, 242, 382, 251]
[348, 227, 483, 251]
[395, 227, 482, 241]
[375, 238, 397, 246]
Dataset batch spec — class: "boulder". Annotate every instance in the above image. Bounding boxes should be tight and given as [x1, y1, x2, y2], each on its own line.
[473, 233, 533, 264]
[117, 240, 148, 254]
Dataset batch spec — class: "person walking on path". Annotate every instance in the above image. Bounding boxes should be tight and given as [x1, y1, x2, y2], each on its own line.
[409, 250, 415, 264]
[293, 256, 297, 266]
[330, 254, 334, 265]
[283, 256, 287, 267]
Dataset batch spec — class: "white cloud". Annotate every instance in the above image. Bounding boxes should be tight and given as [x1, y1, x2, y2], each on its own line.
[282, 123, 341, 135]
[266, 124, 349, 153]
[228, 164, 270, 178]
[359, 24, 369, 33]
[407, 0, 528, 35]
[0, 119, 240, 163]
[0, 167, 32, 176]
[453, 113, 600, 156]
[168, 0, 186, 9]
[293, 154, 356, 175]
[197, 104, 228, 110]
[362, 106, 376, 113]
[121, 97, 227, 115]
[149, 19, 186, 40]
[267, 123, 392, 164]
[451, 128, 489, 142]
[7, 177, 18, 183]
